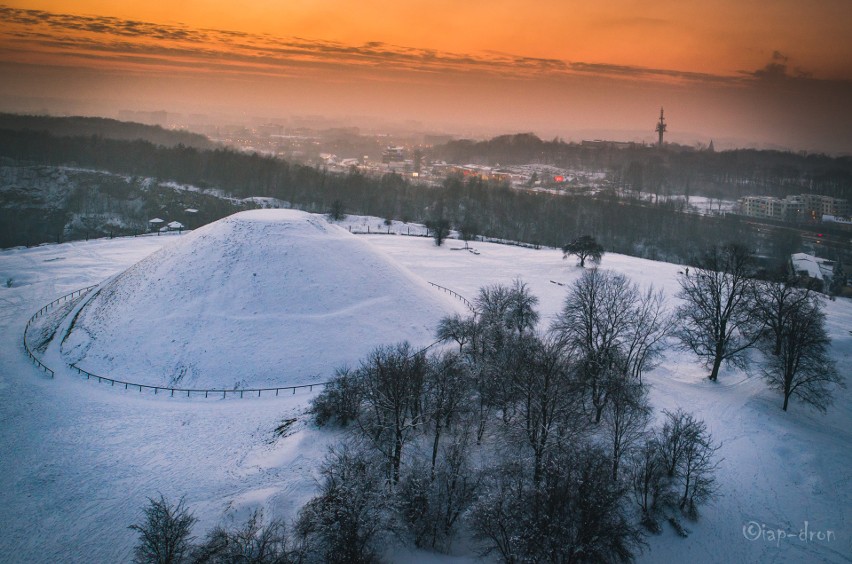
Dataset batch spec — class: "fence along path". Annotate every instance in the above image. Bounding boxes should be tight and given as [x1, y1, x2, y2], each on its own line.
[22, 280, 477, 399]
[427, 281, 477, 314]
[23, 285, 98, 377]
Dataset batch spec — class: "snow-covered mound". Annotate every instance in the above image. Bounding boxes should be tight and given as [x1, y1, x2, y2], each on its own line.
[60, 210, 462, 389]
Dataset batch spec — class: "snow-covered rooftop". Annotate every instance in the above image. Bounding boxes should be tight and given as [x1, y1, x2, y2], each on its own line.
[791, 252, 834, 281]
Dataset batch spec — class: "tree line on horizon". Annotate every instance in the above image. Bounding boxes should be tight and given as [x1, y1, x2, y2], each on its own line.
[430, 132, 852, 202]
[2, 129, 820, 270]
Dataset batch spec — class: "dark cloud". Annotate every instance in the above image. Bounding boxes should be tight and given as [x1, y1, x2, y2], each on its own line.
[746, 52, 818, 82]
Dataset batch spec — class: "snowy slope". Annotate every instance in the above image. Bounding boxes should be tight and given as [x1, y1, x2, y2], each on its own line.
[60, 210, 464, 389]
[1, 219, 850, 563]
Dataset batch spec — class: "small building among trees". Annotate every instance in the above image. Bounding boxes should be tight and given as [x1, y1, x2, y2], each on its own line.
[789, 252, 834, 293]
[166, 221, 185, 233]
[147, 218, 165, 232]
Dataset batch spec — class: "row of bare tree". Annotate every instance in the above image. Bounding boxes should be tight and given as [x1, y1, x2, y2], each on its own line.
[675, 243, 843, 411]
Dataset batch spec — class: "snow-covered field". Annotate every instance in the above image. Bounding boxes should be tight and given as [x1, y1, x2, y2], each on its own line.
[0, 214, 850, 563]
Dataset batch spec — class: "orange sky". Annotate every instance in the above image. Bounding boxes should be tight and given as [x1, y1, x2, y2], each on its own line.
[1, 1, 851, 152]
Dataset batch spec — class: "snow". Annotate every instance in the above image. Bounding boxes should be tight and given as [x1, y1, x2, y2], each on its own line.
[1, 213, 850, 563]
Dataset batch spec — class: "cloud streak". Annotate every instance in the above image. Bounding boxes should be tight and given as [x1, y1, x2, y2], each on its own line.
[0, 5, 794, 87]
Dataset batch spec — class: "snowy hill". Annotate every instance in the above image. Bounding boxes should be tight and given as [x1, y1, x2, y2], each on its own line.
[60, 209, 464, 389]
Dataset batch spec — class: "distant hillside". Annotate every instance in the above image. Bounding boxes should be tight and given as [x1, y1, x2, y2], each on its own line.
[0, 113, 213, 149]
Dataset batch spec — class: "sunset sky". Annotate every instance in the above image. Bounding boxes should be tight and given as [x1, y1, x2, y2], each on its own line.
[1, 1, 851, 152]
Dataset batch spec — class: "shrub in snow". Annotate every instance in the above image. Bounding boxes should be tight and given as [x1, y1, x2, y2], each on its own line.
[397, 433, 479, 552]
[192, 509, 296, 564]
[129, 495, 196, 564]
[310, 367, 363, 427]
[470, 444, 644, 563]
[327, 199, 345, 221]
[295, 443, 394, 564]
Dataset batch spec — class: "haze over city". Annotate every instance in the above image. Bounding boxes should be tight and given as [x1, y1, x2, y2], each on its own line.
[2, 0, 851, 153]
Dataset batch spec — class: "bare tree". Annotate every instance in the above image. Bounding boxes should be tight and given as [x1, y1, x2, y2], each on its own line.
[458, 219, 478, 249]
[468, 460, 527, 562]
[602, 378, 651, 481]
[398, 433, 479, 552]
[622, 286, 670, 384]
[423, 351, 471, 474]
[656, 409, 721, 520]
[471, 445, 644, 563]
[475, 279, 539, 336]
[508, 334, 586, 487]
[357, 342, 427, 483]
[505, 278, 540, 335]
[562, 235, 605, 268]
[760, 294, 844, 412]
[627, 439, 667, 532]
[469, 281, 540, 439]
[129, 495, 196, 564]
[327, 199, 346, 221]
[754, 275, 813, 357]
[310, 366, 363, 427]
[435, 313, 477, 353]
[552, 269, 667, 422]
[674, 243, 762, 381]
[676, 422, 721, 520]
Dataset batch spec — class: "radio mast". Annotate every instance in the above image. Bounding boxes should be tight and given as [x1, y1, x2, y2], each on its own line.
[655, 107, 667, 147]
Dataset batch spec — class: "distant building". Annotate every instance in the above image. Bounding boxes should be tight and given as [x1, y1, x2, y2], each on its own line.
[381, 146, 406, 164]
[801, 194, 848, 219]
[738, 194, 847, 222]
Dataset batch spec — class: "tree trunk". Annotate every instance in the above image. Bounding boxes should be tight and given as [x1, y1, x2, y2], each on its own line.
[431, 420, 442, 477]
[533, 449, 543, 488]
[783, 371, 793, 411]
[709, 351, 723, 381]
[393, 430, 403, 483]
